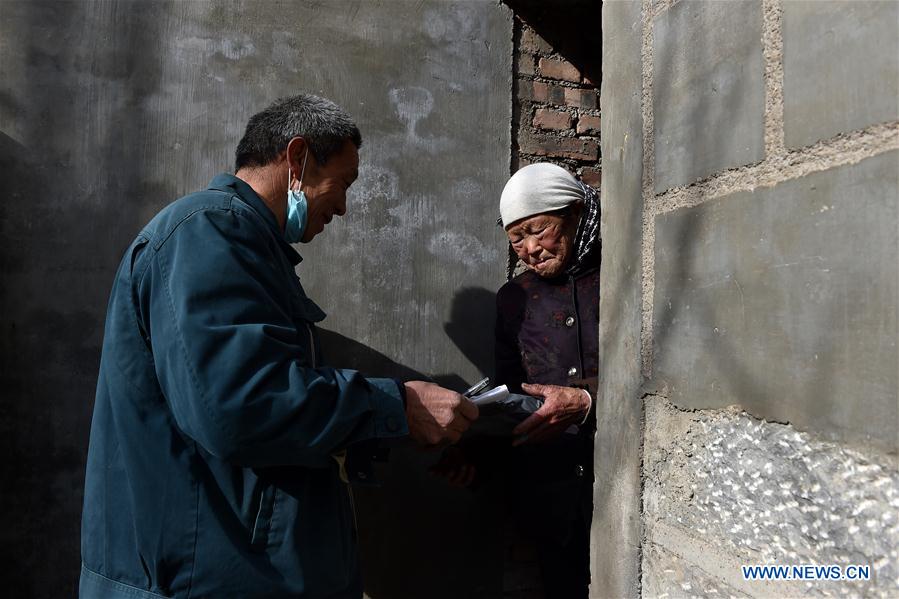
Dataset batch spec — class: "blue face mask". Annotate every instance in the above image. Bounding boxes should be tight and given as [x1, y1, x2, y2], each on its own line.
[284, 150, 309, 243]
[285, 189, 307, 243]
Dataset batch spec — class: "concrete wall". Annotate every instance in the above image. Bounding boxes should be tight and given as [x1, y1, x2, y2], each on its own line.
[0, 1, 511, 597]
[593, 1, 646, 597]
[597, 0, 898, 597]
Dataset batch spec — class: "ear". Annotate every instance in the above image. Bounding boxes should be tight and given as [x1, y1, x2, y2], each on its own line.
[285, 137, 308, 175]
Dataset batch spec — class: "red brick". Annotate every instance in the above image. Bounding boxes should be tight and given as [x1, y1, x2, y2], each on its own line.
[520, 136, 599, 162]
[516, 52, 536, 76]
[517, 80, 537, 102]
[579, 167, 602, 188]
[521, 26, 552, 55]
[577, 114, 601, 135]
[564, 88, 598, 109]
[530, 81, 566, 105]
[533, 108, 572, 131]
[538, 57, 581, 83]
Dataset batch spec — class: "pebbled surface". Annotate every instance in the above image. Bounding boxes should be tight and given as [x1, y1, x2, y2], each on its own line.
[643, 395, 898, 598]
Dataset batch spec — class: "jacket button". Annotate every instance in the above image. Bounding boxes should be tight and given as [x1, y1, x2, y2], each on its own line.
[568, 366, 578, 377]
[565, 316, 575, 327]
[575, 465, 585, 477]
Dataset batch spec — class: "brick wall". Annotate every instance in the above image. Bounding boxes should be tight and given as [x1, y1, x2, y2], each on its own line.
[512, 17, 601, 188]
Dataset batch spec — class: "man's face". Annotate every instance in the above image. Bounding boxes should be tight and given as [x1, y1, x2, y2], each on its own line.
[301, 140, 359, 242]
[505, 207, 580, 278]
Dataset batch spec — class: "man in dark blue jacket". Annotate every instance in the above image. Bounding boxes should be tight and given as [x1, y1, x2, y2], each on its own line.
[80, 94, 478, 599]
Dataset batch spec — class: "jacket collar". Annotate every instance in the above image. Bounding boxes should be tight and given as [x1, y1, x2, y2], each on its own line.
[208, 173, 302, 266]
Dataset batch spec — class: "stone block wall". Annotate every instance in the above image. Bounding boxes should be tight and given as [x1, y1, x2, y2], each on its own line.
[596, 0, 898, 597]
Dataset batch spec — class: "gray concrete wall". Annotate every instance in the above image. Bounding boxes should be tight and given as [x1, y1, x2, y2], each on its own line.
[597, 0, 898, 597]
[652, 151, 897, 449]
[592, 1, 645, 598]
[0, 1, 511, 597]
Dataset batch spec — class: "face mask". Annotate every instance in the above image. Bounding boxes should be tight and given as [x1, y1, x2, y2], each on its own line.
[284, 150, 309, 243]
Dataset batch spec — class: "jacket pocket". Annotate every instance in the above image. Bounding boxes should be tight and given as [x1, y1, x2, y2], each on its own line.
[250, 485, 277, 550]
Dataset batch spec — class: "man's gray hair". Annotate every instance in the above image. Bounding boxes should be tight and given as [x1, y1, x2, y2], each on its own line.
[234, 94, 362, 171]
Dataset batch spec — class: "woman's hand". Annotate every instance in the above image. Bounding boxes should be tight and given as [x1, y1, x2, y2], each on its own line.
[512, 383, 591, 446]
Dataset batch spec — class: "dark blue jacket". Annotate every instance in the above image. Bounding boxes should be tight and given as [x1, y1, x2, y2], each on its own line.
[80, 174, 407, 598]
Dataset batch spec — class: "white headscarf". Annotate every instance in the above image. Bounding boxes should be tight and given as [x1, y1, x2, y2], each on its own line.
[499, 163, 584, 228]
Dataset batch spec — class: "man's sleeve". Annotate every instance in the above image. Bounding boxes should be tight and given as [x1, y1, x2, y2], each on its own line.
[143, 205, 407, 468]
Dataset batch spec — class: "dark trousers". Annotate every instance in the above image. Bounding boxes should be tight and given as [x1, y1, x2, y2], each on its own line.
[506, 433, 593, 599]
[535, 504, 590, 599]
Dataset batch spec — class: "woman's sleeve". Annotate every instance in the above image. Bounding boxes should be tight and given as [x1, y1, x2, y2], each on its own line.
[494, 283, 527, 394]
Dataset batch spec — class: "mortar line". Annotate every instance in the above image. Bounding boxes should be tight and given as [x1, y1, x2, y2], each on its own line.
[640, 0, 656, 380]
[651, 0, 681, 20]
[633, 396, 647, 596]
[647, 121, 899, 217]
[635, 2, 656, 592]
[762, 0, 786, 158]
[643, 521, 807, 598]
[640, 213, 655, 380]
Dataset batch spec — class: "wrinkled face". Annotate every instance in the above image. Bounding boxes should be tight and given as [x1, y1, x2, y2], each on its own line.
[300, 140, 359, 242]
[506, 206, 580, 278]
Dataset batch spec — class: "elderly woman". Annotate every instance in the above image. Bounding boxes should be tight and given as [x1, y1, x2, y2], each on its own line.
[495, 162, 599, 599]
[497, 162, 599, 440]
[437, 163, 599, 597]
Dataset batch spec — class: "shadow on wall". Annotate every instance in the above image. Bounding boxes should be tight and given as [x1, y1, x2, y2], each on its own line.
[318, 286, 505, 599]
[319, 286, 497, 393]
[1, 2, 175, 597]
[502, 0, 602, 84]
[317, 328, 429, 381]
[0, 130, 45, 599]
[442, 286, 497, 387]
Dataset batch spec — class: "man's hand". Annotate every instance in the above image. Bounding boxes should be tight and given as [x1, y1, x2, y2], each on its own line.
[404, 381, 479, 447]
[511, 383, 591, 446]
